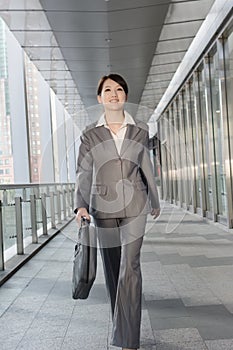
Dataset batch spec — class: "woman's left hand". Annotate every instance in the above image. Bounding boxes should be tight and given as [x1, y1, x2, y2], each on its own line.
[151, 208, 160, 220]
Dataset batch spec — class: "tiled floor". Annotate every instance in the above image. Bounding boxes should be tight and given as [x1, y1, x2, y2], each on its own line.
[1, 202, 233, 349]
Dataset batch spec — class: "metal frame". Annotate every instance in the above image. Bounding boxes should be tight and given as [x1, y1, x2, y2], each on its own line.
[193, 70, 207, 217]
[218, 36, 233, 228]
[0, 183, 75, 270]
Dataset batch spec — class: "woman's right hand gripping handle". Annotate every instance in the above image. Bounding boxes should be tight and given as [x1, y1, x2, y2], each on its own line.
[75, 207, 91, 225]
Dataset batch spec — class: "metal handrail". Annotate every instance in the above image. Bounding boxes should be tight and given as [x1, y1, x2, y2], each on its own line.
[0, 183, 75, 271]
[0, 182, 73, 190]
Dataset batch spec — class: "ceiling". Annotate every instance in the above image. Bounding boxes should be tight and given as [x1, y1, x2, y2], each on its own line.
[0, 0, 215, 126]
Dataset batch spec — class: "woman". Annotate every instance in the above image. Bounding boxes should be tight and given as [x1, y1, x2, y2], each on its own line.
[74, 73, 160, 350]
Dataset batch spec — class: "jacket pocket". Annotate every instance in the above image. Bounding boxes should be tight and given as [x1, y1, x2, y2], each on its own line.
[91, 184, 107, 195]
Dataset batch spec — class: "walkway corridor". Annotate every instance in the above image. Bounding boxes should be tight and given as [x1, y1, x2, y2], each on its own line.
[1, 203, 233, 350]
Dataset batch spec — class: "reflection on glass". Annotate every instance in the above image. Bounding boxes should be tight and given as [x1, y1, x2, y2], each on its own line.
[0, 18, 14, 184]
[169, 105, 178, 203]
[174, 97, 182, 204]
[199, 68, 213, 213]
[180, 89, 190, 206]
[224, 28, 233, 220]
[24, 54, 42, 183]
[184, 83, 194, 206]
[185, 81, 197, 208]
[209, 50, 227, 217]
[192, 74, 202, 210]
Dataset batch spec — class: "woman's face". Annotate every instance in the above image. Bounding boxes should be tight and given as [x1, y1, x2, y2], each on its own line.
[97, 78, 127, 112]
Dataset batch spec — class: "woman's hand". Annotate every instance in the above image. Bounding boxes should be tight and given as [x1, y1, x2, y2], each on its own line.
[151, 208, 160, 220]
[75, 207, 91, 225]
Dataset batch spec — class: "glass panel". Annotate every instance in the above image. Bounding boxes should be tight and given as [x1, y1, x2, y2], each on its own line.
[202, 61, 214, 213]
[198, 68, 211, 213]
[24, 54, 43, 183]
[2, 204, 16, 252]
[193, 73, 203, 210]
[166, 110, 173, 202]
[189, 81, 200, 209]
[173, 99, 182, 204]
[194, 69, 211, 213]
[184, 85, 193, 206]
[209, 51, 227, 217]
[36, 197, 43, 232]
[224, 25, 233, 225]
[0, 18, 14, 184]
[178, 92, 188, 206]
[50, 91, 60, 183]
[22, 201, 31, 240]
[162, 113, 170, 201]
[169, 106, 178, 203]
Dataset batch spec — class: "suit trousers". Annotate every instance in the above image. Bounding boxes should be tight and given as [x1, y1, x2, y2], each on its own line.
[94, 215, 147, 349]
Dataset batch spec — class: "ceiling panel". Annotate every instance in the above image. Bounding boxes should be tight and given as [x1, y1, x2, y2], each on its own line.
[0, 0, 216, 127]
[156, 37, 194, 54]
[45, 12, 108, 32]
[54, 31, 109, 48]
[60, 47, 110, 61]
[1, 0, 42, 10]
[41, 0, 170, 11]
[108, 5, 168, 30]
[12, 30, 58, 47]
[150, 62, 180, 74]
[152, 51, 186, 65]
[165, 0, 214, 23]
[0, 10, 51, 30]
[24, 47, 64, 60]
[160, 20, 203, 40]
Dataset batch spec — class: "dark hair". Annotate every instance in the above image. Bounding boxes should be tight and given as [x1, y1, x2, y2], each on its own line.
[97, 73, 128, 96]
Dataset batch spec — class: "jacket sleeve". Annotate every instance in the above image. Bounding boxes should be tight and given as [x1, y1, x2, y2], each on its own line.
[74, 131, 93, 211]
[140, 130, 160, 210]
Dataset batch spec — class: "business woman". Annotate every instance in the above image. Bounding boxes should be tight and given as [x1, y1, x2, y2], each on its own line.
[74, 73, 160, 350]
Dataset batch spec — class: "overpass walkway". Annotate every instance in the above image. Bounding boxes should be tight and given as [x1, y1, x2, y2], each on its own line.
[1, 203, 233, 350]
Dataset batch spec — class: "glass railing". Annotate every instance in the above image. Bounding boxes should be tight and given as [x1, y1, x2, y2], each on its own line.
[0, 183, 75, 271]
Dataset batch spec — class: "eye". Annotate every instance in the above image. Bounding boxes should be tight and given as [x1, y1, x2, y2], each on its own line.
[104, 88, 111, 92]
[117, 87, 123, 91]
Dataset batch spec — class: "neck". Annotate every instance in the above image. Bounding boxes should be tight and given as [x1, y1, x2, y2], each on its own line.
[105, 110, 125, 125]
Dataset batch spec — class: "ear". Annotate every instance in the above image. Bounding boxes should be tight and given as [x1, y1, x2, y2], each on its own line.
[97, 95, 102, 104]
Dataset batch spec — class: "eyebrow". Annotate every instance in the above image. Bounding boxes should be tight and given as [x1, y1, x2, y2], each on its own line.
[104, 84, 122, 88]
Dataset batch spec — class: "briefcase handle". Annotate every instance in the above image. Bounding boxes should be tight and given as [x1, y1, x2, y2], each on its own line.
[81, 216, 90, 226]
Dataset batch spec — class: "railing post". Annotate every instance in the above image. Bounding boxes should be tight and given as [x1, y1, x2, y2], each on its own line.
[41, 193, 48, 235]
[66, 185, 71, 217]
[71, 185, 75, 212]
[50, 192, 56, 229]
[22, 187, 27, 202]
[0, 200, 4, 270]
[3, 190, 7, 206]
[56, 190, 62, 224]
[15, 197, 24, 255]
[63, 189, 67, 220]
[34, 186, 40, 199]
[30, 194, 38, 244]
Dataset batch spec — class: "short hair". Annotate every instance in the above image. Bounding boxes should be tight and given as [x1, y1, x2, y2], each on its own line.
[97, 73, 128, 96]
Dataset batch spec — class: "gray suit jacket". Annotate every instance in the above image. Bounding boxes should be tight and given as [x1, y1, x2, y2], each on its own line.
[75, 118, 160, 219]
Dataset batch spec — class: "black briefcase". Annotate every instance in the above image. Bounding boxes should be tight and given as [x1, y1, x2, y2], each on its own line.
[72, 217, 97, 299]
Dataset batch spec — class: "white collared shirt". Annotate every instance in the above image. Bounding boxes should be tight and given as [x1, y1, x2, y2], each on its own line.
[96, 111, 135, 154]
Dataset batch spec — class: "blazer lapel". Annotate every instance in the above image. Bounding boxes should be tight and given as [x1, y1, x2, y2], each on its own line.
[120, 124, 141, 157]
[95, 125, 119, 158]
